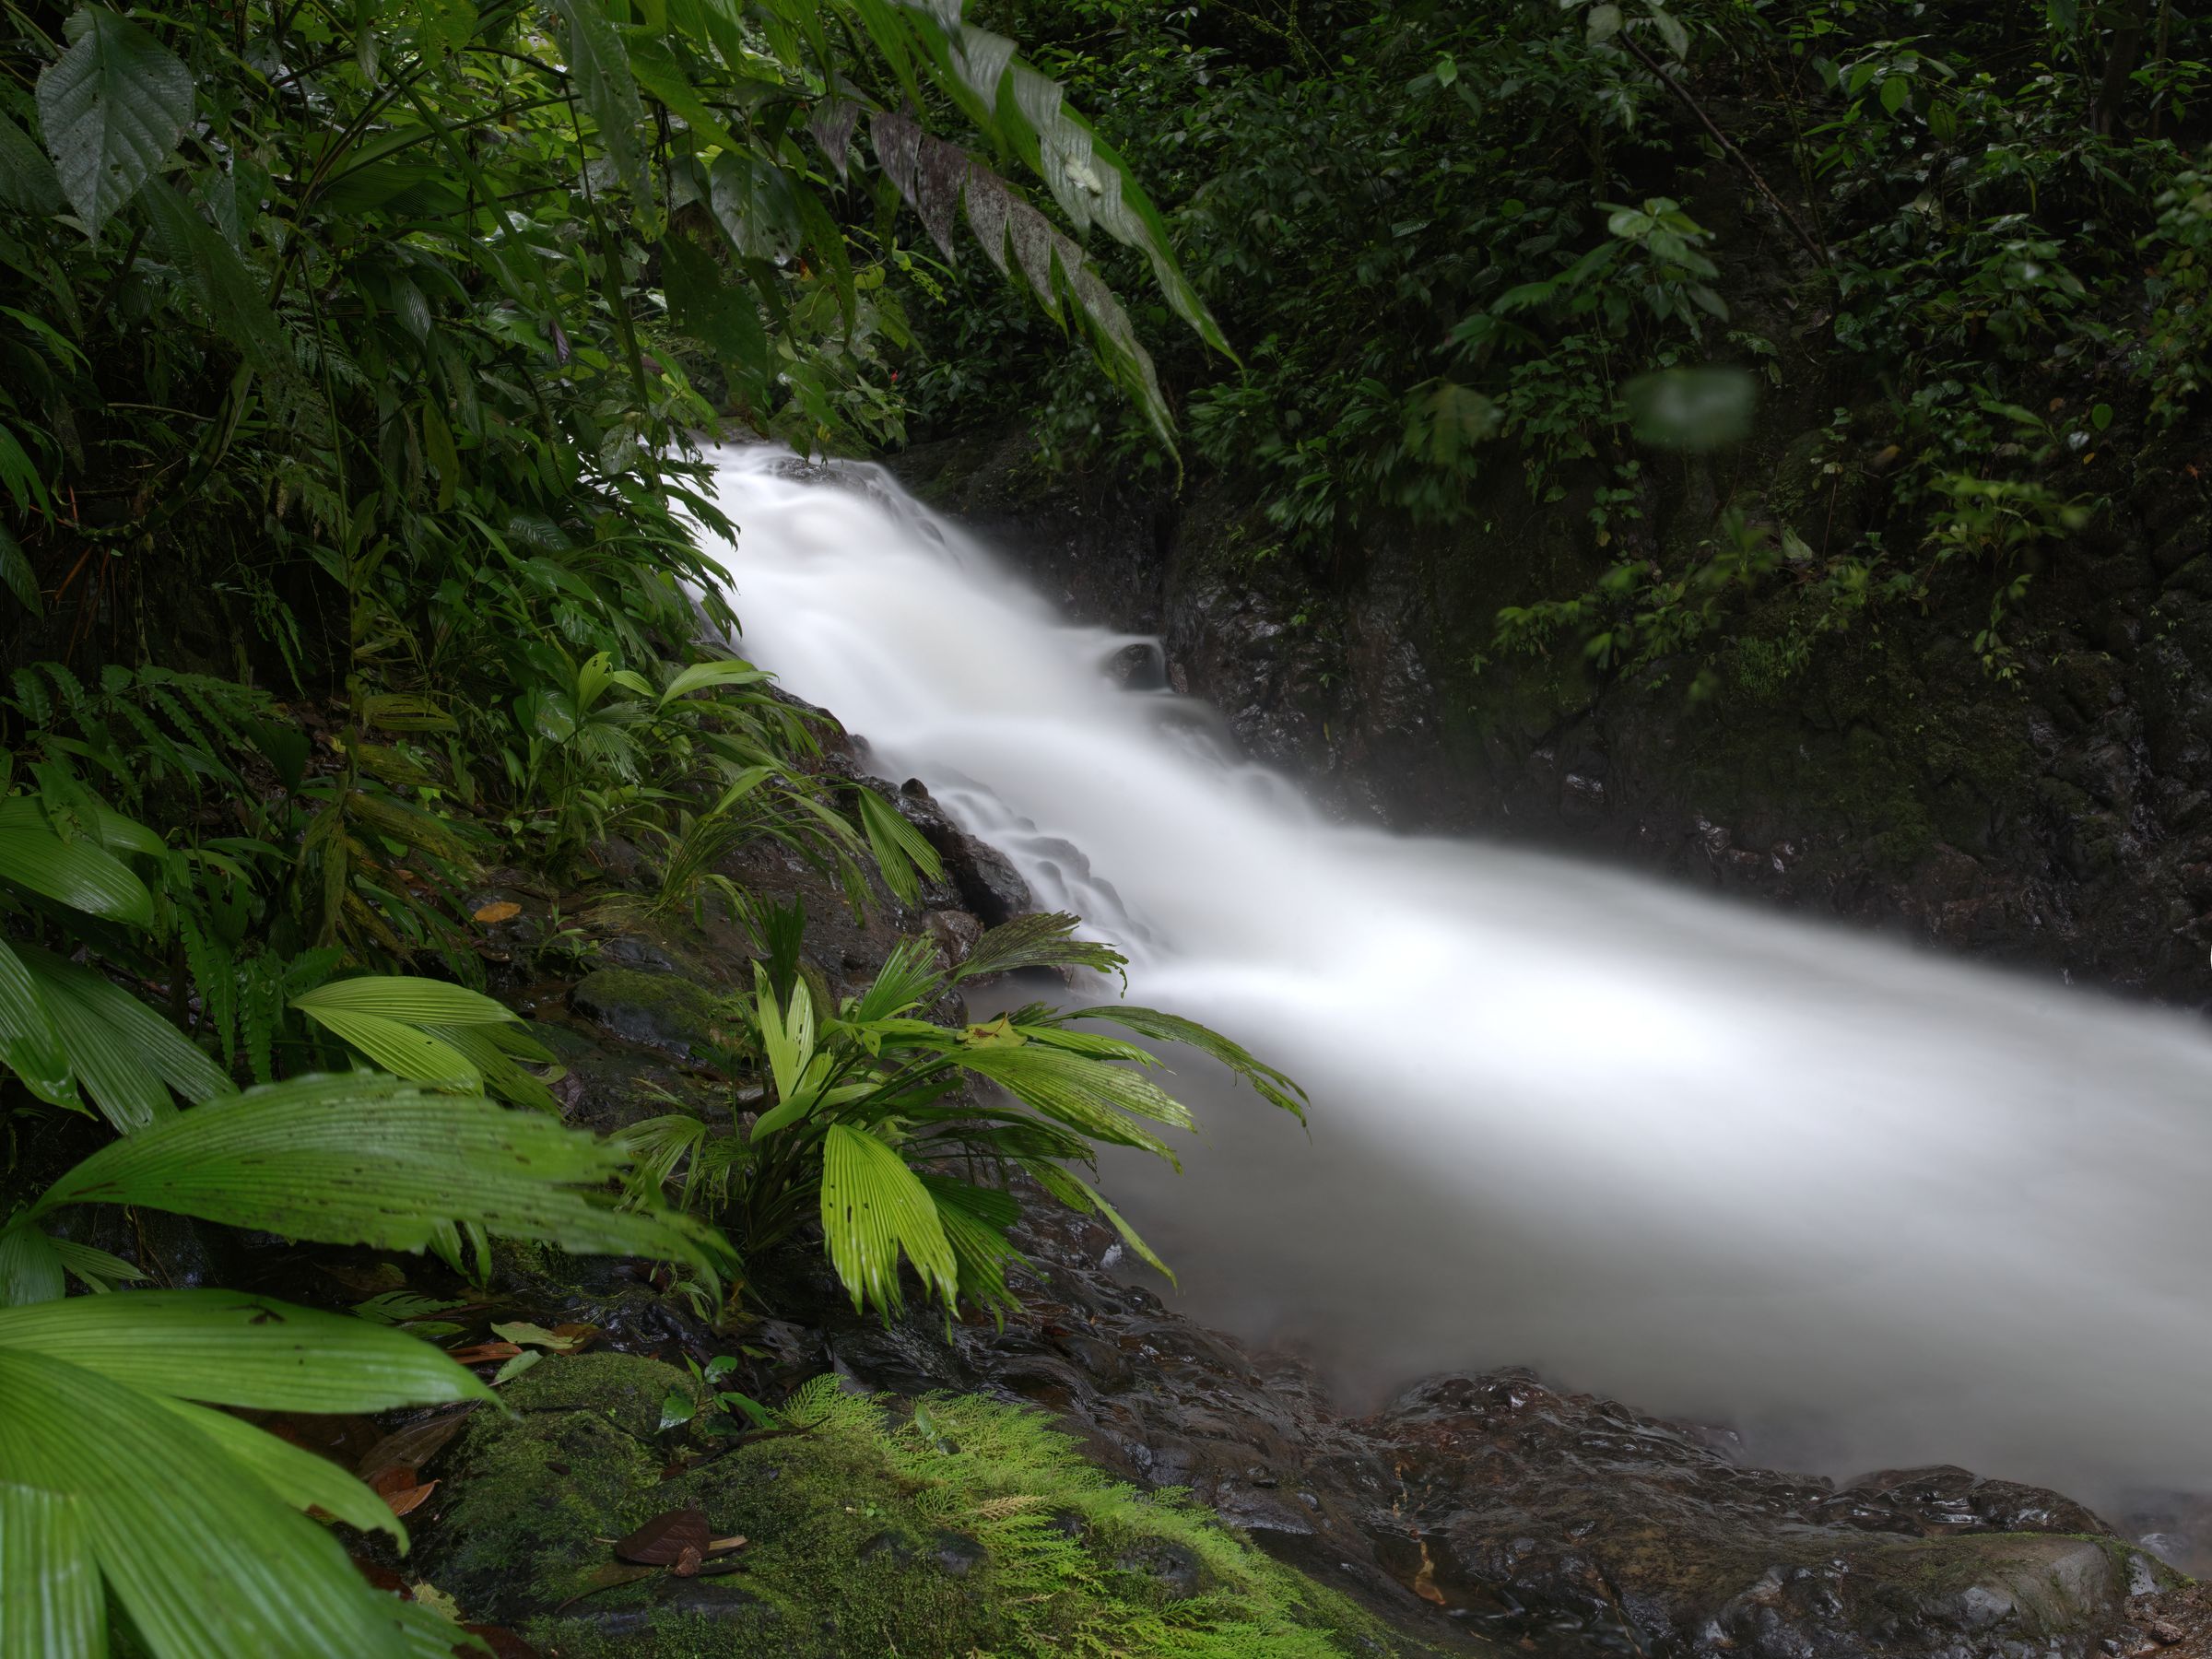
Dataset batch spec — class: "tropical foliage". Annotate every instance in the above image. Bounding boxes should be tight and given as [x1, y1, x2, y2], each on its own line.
[621, 908, 1305, 1321]
[908, 0, 2212, 691]
[0, 0, 1252, 1648]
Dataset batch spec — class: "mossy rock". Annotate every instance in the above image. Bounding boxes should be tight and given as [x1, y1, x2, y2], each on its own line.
[568, 968, 730, 1061]
[418, 1355, 1416, 1657]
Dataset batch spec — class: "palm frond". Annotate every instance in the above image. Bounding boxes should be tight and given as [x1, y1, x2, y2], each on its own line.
[949, 912, 1127, 985]
[819, 1123, 958, 1316]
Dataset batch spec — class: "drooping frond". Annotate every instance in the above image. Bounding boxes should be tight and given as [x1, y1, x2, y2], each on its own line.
[1065, 1005, 1310, 1123]
[950, 912, 1128, 985]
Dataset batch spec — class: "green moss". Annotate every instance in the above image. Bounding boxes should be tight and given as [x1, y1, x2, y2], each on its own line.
[419, 1357, 1417, 1658]
[502, 1350, 703, 1440]
[569, 968, 731, 1059]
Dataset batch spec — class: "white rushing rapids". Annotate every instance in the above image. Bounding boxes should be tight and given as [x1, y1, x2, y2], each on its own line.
[695, 444, 2212, 1505]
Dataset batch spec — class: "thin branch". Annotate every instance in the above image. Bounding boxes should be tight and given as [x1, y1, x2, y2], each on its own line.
[1618, 31, 1832, 276]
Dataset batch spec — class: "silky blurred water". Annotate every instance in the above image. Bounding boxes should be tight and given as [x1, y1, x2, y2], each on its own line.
[695, 444, 2212, 1506]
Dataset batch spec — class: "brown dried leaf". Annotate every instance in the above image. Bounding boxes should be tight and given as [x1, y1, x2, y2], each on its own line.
[671, 1543, 703, 1579]
[473, 900, 523, 924]
[355, 1408, 475, 1487]
[613, 1507, 712, 1565]
[445, 1341, 524, 1365]
[370, 1469, 438, 1518]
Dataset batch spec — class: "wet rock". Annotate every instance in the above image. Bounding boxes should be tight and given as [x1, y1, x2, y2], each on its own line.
[894, 778, 1031, 924]
[569, 968, 726, 1061]
[600, 934, 678, 973]
[808, 1191, 2155, 1659]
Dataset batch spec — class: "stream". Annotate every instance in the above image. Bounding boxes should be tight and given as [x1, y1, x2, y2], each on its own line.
[696, 444, 2212, 1513]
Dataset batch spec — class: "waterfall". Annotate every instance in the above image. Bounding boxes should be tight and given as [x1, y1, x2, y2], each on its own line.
[695, 444, 2212, 1507]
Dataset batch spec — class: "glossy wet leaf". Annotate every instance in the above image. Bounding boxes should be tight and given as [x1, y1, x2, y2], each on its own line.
[29, 1075, 724, 1274]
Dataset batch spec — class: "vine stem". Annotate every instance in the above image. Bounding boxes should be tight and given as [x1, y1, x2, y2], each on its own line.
[1618, 30, 1834, 277]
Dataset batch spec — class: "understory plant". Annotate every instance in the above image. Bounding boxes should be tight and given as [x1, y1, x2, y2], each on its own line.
[621, 910, 1307, 1320]
[0, 1073, 725, 1657]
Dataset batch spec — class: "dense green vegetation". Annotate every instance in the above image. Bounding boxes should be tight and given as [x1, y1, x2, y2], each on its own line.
[6, 0, 2204, 1649]
[0, 0, 1303, 1651]
[437, 1356, 1393, 1655]
[908, 0, 2212, 690]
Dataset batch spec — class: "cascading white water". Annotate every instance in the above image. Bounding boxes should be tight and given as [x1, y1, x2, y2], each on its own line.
[695, 444, 2212, 1508]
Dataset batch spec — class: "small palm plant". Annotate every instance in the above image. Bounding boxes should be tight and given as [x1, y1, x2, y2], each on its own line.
[619, 912, 1305, 1319]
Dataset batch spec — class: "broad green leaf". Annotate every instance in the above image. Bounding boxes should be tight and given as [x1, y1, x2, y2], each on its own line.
[18, 947, 234, 1135]
[0, 1482, 102, 1659]
[660, 234, 766, 400]
[140, 177, 288, 372]
[35, 7, 194, 237]
[47, 1241, 143, 1294]
[290, 975, 516, 1025]
[0, 797, 163, 857]
[0, 524, 38, 614]
[29, 1074, 725, 1272]
[955, 1042, 1190, 1159]
[855, 788, 943, 907]
[421, 1022, 559, 1112]
[819, 1124, 958, 1314]
[0, 1226, 65, 1308]
[547, 0, 646, 198]
[293, 1008, 479, 1087]
[951, 912, 1127, 985]
[0, 1290, 497, 1412]
[0, 822, 153, 927]
[0, 112, 62, 216]
[0, 935, 73, 1106]
[658, 655, 771, 707]
[0, 1348, 418, 1658]
[143, 1395, 401, 1543]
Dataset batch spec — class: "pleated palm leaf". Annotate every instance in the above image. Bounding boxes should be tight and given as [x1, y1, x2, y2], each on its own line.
[620, 912, 1304, 1320]
[0, 1073, 731, 1658]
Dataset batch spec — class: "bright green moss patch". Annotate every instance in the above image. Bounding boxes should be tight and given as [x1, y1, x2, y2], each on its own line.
[421, 1356, 1413, 1657]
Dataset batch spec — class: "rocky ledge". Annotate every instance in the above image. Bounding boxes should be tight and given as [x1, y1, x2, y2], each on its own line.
[394, 775, 2209, 1659]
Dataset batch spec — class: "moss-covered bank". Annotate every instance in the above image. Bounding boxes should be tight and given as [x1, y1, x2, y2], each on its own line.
[418, 1354, 1414, 1658]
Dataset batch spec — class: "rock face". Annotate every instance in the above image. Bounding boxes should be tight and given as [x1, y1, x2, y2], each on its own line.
[894, 421, 2212, 1004]
[808, 1191, 2183, 1659]
[362, 688, 2203, 1658]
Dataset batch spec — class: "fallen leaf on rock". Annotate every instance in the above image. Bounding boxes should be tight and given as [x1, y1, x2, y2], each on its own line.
[613, 1507, 712, 1565]
[445, 1341, 524, 1365]
[473, 901, 523, 924]
[491, 1349, 542, 1385]
[370, 1468, 439, 1517]
[356, 1409, 475, 1487]
[657, 1388, 697, 1431]
[491, 1320, 593, 1355]
[406, 1582, 463, 1622]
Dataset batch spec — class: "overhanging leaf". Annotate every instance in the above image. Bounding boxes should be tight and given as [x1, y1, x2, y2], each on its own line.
[35, 6, 194, 238]
[0, 822, 154, 928]
[29, 1073, 726, 1273]
[0, 1348, 419, 1658]
[0, 1291, 499, 1412]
